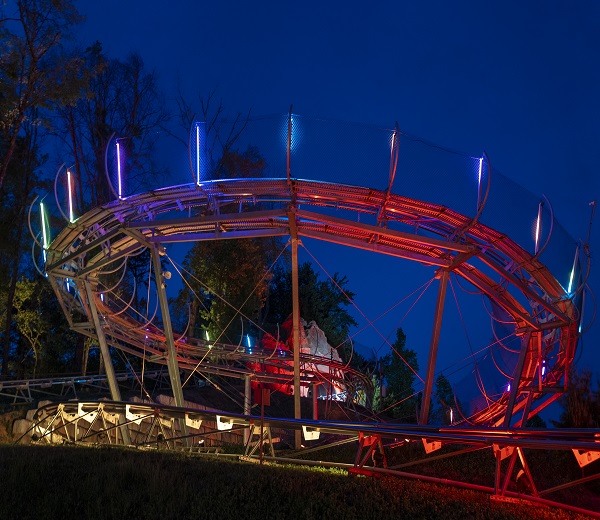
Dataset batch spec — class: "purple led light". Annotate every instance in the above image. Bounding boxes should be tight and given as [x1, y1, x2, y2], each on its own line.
[116, 141, 122, 199]
[196, 124, 200, 184]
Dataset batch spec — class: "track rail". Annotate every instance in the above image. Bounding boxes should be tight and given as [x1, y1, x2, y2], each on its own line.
[44, 178, 580, 426]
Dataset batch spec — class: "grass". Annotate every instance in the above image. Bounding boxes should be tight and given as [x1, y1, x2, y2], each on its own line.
[0, 444, 595, 520]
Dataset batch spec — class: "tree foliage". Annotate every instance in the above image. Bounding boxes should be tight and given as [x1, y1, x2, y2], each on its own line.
[0, 0, 86, 191]
[173, 147, 283, 344]
[55, 42, 168, 208]
[378, 328, 420, 422]
[266, 262, 358, 356]
[12, 277, 78, 377]
[552, 368, 599, 428]
[431, 374, 455, 425]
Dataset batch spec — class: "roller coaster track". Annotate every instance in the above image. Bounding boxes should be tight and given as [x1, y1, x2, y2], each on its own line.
[18, 400, 600, 518]
[44, 178, 579, 427]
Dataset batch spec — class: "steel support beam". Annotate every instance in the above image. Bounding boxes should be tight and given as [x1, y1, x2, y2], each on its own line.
[83, 280, 131, 445]
[502, 330, 532, 428]
[151, 244, 189, 443]
[288, 210, 302, 449]
[244, 374, 251, 445]
[313, 383, 318, 420]
[419, 269, 449, 425]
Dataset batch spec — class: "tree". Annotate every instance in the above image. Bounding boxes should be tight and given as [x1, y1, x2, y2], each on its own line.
[12, 277, 78, 378]
[0, 109, 43, 376]
[173, 147, 283, 344]
[0, 0, 85, 192]
[431, 374, 455, 425]
[379, 328, 420, 422]
[55, 42, 168, 209]
[552, 368, 599, 428]
[266, 262, 358, 357]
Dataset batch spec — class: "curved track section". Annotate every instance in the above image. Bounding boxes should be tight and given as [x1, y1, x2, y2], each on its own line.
[44, 178, 580, 425]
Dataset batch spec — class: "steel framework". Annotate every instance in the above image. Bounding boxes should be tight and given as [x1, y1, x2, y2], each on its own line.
[27, 112, 598, 515]
[44, 177, 579, 427]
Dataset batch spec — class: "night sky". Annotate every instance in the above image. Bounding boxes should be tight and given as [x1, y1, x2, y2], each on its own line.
[75, 1, 600, 392]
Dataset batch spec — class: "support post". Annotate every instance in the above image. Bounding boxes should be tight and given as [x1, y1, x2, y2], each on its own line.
[503, 330, 532, 428]
[83, 280, 131, 445]
[312, 383, 318, 420]
[291, 221, 302, 449]
[419, 269, 449, 425]
[244, 374, 251, 445]
[151, 244, 189, 444]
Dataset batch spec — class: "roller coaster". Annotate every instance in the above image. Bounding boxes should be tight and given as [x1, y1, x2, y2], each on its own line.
[20, 113, 598, 515]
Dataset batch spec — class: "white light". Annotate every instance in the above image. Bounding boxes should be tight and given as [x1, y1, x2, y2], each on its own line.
[116, 141, 122, 199]
[40, 202, 48, 263]
[450, 408, 454, 424]
[534, 202, 543, 254]
[478, 157, 483, 184]
[507, 383, 511, 392]
[67, 169, 74, 222]
[568, 246, 579, 294]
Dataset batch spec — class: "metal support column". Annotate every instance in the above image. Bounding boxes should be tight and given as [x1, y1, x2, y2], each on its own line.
[286, 107, 301, 449]
[419, 269, 449, 425]
[83, 280, 131, 445]
[291, 219, 302, 449]
[151, 244, 189, 443]
[244, 374, 251, 445]
[312, 383, 318, 420]
[503, 330, 532, 428]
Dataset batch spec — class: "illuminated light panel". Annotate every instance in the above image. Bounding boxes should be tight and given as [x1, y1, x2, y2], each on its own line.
[40, 201, 48, 263]
[196, 124, 200, 185]
[534, 203, 543, 254]
[567, 246, 579, 294]
[67, 169, 74, 222]
[116, 141, 122, 199]
[476, 156, 484, 211]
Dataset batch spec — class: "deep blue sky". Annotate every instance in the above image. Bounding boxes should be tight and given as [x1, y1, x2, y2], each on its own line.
[75, 1, 599, 388]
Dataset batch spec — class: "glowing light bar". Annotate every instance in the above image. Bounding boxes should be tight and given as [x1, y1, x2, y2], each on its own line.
[534, 202, 543, 254]
[506, 383, 511, 393]
[476, 157, 484, 210]
[116, 141, 122, 199]
[196, 124, 200, 185]
[67, 169, 74, 222]
[567, 245, 579, 294]
[40, 201, 48, 263]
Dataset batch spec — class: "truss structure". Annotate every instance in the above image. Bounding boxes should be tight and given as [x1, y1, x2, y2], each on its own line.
[44, 177, 579, 427]
[19, 400, 600, 518]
